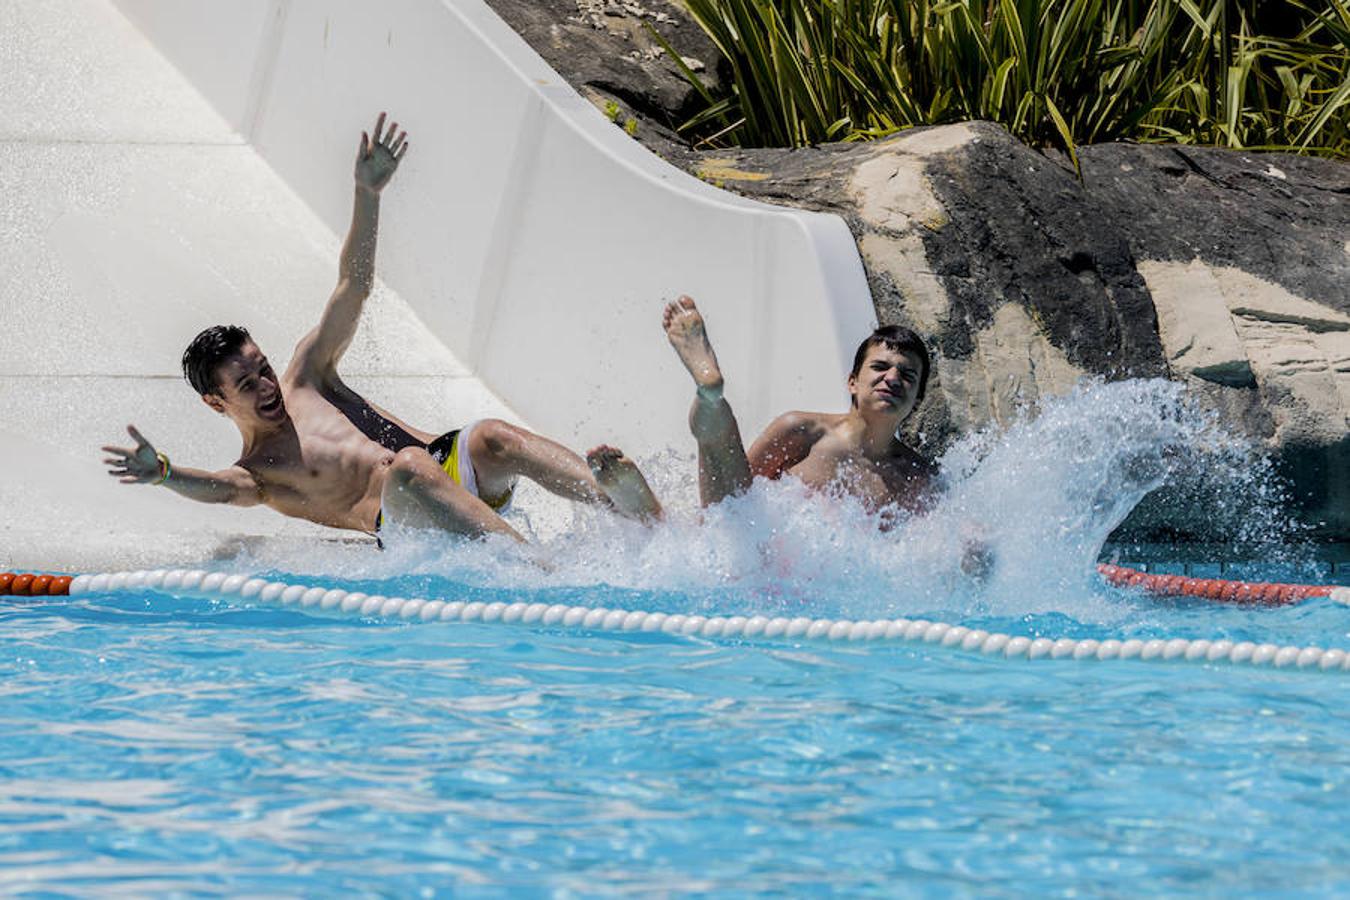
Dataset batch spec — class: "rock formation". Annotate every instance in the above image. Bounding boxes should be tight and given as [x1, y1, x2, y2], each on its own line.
[485, 0, 722, 145]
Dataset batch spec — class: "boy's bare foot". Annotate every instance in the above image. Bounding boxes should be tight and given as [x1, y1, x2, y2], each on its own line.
[663, 295, 724, 402]
[587, 444, 664, 524]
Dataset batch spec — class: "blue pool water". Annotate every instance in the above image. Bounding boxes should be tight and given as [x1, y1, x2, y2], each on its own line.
[3, 573, 1350, 895]
[5, 381, 1350, 893]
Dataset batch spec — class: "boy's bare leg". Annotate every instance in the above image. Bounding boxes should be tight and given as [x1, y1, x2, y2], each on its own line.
[586, 445, 664, 523]
[663, 296, 752, 506]
[381, 447, 525, 542]
[468, 420, 605, 502]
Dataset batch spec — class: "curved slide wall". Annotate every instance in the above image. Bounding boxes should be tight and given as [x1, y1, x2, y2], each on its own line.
[0, 0, 872, 570]
[112, 0, 876, 455]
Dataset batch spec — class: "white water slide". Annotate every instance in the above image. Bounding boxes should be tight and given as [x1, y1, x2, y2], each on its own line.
[0, 0, 873, 570]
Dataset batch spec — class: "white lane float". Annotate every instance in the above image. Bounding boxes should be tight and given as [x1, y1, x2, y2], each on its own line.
[61, 569, 1350, 675]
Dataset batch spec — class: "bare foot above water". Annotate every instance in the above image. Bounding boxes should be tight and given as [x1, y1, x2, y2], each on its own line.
[587, 444, 664, 524]
[663, 295, 723, 400]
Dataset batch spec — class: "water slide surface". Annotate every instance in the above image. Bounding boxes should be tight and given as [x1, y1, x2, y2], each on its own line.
[0, 0, 872, 570]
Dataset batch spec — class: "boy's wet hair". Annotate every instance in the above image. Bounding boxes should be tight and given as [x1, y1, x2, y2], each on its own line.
[850, 325, 931, 403]
[182, 325, 253, 396]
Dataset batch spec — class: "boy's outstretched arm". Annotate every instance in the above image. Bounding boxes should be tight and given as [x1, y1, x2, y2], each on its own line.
[296, 111, 409, 379]
[103, 425, 263, 507]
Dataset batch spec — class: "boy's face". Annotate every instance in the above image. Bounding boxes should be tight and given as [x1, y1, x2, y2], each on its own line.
[203, 341, 287, 426]
[848, 345, 923, 418]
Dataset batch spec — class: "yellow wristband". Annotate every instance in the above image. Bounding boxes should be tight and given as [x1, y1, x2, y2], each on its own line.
[153, 451, 171, 485]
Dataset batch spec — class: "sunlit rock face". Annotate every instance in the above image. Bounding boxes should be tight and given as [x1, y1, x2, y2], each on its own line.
[490, 6, 1349, 539]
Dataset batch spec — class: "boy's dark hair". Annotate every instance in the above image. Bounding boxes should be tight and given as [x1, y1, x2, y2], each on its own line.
[182, 325, 252, 396]
[849, 325, 931, 403]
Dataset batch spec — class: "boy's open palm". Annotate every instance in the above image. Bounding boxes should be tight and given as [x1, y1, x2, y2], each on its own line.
[355, 111, 408, 193]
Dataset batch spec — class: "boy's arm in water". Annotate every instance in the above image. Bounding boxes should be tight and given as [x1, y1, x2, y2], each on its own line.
[746, 412, 820, 480]
[293, 112, 408, 380]
[103, 425, 264, 507]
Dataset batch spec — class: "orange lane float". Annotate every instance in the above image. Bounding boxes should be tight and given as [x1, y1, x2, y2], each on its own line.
[1097, 563, 1334, 607]
[0, 572, 73, 597]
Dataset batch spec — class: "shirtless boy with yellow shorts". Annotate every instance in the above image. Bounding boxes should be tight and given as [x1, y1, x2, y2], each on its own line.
[103, 113, 661, 543]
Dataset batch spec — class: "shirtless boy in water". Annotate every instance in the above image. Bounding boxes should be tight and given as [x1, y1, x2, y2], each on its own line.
[662, 295, 937, 519]
[103, 113, 661, 542]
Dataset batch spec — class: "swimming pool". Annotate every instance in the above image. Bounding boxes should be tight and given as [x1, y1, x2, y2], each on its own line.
[4, 562, 1350, 894]
[5, 381, 1349, 893]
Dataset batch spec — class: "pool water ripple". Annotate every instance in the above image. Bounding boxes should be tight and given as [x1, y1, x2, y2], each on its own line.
[3, 578, 1350, 894]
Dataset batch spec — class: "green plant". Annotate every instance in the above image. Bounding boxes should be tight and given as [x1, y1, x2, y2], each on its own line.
[654, 0, 1350, 159]
[625, 117, 640, 135]
[604, 99, 622, 122]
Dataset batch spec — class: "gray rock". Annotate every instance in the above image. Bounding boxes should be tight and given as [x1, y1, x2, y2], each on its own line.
[1081, 143, 1349, 313]
[1081, 144, 1350, 539]
[483, 0, 722, 148]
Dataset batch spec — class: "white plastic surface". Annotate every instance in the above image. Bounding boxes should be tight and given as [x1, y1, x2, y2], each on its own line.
[112, 0, 876, 455]
[2, 0, 874, 570]
[0, 0, 512, 570]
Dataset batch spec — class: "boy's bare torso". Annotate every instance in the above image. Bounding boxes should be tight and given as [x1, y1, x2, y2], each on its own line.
[236, 375, 401, 533]
[765, 411, 936, 515]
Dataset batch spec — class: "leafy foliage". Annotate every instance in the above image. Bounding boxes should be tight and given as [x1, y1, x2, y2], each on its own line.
[656, 0, 1350, 158]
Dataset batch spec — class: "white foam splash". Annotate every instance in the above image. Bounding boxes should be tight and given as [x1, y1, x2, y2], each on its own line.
[231, 379, 1301, 624]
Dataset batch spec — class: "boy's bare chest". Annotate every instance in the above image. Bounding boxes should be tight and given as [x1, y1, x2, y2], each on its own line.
[842, 456, 925, 505]
[797, 439, 927, 509]
[247, 399, 393, 494]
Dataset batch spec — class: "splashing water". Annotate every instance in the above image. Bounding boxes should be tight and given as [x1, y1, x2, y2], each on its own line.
[919, 379, 1223, 615]
[232, 379, 1302, 624]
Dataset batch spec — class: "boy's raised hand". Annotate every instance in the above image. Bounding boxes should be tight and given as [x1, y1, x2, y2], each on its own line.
[355, 111, 408, 193]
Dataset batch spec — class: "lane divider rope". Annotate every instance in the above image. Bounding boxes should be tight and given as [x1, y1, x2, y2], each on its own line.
[63, 569, 1350, 674]
[1096, 563, 1339, 606]
[0, 572, 73, 597]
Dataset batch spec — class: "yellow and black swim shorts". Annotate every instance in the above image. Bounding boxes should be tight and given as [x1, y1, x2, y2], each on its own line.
[427, 427, 515, 513]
